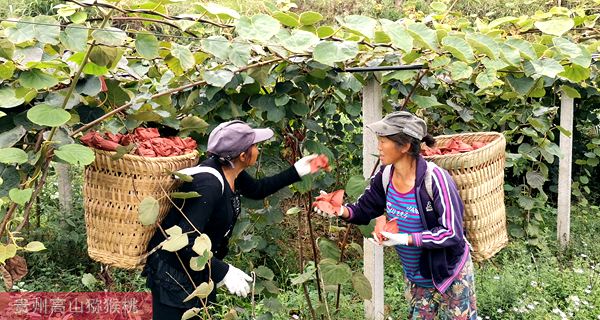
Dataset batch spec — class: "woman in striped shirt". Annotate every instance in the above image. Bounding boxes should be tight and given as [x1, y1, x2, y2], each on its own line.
[314, 111, 477, 319]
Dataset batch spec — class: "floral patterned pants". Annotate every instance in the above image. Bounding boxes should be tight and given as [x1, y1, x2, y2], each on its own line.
[404, 255, 478, 320]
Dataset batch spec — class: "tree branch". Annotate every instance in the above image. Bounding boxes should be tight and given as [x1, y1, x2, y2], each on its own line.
[71, 56, 291, 136]
[65, 0, 232, 29]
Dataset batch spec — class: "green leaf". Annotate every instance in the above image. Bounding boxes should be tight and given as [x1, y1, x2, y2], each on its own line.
[529, 58, 564, 78]
[488, 16, 518, 29]
[413, 95, 443, 108]
[0, 244, 17, 264]
[180, 115, 209, 134]
[313, 41, 359, 66]
[183, 281, 214, 302]
[319, 259, 352, 285]
[89, 46, 119, 67]
[518, 195, 535, 210]
[291, 264, 317, 285]
[181, 308, 201, 320]
[506, 75, 535, 96]
[201, 36, 230, 60]
[81, 273, 97, 289]
[526, 171, 546, 189]
[135, 33, 159, 59]
[255, 266, 275, 280]
[318, 238, 341, 260]
[449, 61, 473, 80]
[9, 188, 33, 206]
[170, 191, 201, 199]
[475, 68, 499, 89]
[27, 104, 71, 127]
[0, 39, 16, 60]
[195, 2, 240, 20]
[71, 11, 87, 24]
[535, 18, 574, 36]
[500, 43, 521, 66]
[192, 234, 212, 256]
[560, 85, 580, 98]
[317, 26, 335, 38]
[299, 11, 323, 26]
[279, 30, 320, 53]
[465, 33, 499, 59]
[571, 45, 591, 68]
[0, 165, 19, 197]
[351, 272, 372, 300]
[272, 11, 299, 27]
[138, 196, 159, 226]
[559, 65, 590, 83]
[24, 241, 46, 252]
[162, 226, 189, 252]
[33, 16, 60, 44]
[343, 15, 377, 39]
[19, 69, 58, 90]
[59, 25, 88, 52]
[54, 144, 95, 165]
[406, 23, 438, 51]
[441, 36, 474, 62]
[228, 43, 251, 67]
[92, 27, 128, 46]
[506, 38, 537, 60]
[290, 102, 309, 116]
[380, 20, 413, 53]
[171, 44, 195, 71]
[552, 37, 581, 59]
[204, 70, 234, 87]
[286, 207, 301, 215]
[0, 126, 26, 148]
[430, 1, 448, 12]
[0, 148, 27, 164]
[190, 250, 211, 272]
[0, 61, 16, 81]
[236, 14, 281, 42]
[0, 88, 25, 108]
[345, 175, 368, 199]
[6, 17, 35, 43]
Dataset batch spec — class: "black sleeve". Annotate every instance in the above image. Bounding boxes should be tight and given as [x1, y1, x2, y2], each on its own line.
[236, 166, 301, 200]
[176, 173, 229, 283]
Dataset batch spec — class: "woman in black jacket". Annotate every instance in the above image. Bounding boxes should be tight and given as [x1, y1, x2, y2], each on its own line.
[143, 120, 323, 319]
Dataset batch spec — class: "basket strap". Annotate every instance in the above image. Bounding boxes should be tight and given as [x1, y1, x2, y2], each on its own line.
[424, 161, 436, 200]
[175, 166, 224, 195]
[382, 163, 435, 200]
[381, 165, 392, 193]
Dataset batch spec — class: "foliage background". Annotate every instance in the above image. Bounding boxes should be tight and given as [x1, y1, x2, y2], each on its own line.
[0, 0, 599, 319]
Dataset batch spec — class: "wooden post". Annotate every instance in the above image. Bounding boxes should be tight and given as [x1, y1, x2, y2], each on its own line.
[56, 163, 73, 216]
[362, 77, 384, 320]
[557, 95, 574, 247]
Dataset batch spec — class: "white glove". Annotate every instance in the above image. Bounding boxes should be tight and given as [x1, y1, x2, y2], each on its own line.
[379, 231, 410, 247]
[217, 264, 253, 297]
[294, 154, 318, 177]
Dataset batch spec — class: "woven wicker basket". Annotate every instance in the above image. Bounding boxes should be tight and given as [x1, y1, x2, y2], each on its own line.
[83, 149, 199, 269]
[424, 132, 507, 261]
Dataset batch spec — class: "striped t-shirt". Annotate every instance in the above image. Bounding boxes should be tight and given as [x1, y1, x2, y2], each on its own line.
[386, 183, 434, 288]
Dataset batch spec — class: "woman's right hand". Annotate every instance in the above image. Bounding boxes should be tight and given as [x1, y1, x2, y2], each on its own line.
[312, 190, 345, 217]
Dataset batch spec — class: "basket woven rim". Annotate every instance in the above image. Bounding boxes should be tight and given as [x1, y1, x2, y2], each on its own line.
[423, 131, 505, 161]
[92, 148, 199, 162]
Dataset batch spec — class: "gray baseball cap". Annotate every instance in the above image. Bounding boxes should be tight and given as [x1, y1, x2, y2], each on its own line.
[366, 111, 427, 140]
[207, 120, 273, 158]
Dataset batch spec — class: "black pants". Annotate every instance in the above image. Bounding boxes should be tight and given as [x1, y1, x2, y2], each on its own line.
[152, 291, 186, 320]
